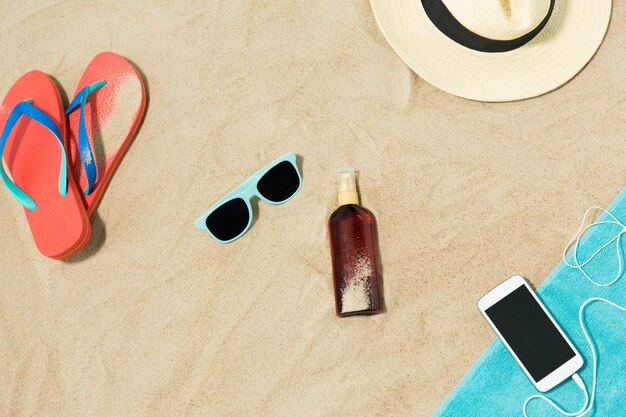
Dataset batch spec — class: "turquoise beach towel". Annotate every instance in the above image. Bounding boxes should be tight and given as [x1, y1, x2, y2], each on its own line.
[434, 188, 626, 417]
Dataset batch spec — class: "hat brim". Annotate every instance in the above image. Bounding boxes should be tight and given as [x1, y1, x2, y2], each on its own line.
[370, 0, 612, 102]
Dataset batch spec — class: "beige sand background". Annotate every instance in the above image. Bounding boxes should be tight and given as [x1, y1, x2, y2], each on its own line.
[0, 1, 625, 416]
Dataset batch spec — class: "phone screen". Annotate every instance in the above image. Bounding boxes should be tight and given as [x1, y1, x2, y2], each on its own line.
[485, 285, 575, 381]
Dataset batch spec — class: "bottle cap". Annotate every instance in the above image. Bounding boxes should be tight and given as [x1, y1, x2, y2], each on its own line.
[337, 167, 359, 206]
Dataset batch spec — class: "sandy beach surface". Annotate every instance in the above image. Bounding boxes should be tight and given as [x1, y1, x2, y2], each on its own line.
[1, 1, 625, 416]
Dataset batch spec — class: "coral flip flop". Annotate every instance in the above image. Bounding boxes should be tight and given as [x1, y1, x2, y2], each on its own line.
[0, 71, 91, 259]
[66, 52, 146, 216]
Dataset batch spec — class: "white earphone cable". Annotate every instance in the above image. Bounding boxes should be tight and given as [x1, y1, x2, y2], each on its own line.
[522, 373, 587, 417]
[562, 206, 625, 287]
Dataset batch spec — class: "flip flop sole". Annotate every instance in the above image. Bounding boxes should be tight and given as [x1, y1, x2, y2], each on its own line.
[1, 71, 91, 259]
[67, 52, 146, 217]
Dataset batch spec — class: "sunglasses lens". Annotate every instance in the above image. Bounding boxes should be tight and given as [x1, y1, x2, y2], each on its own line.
[205, 198, 250, 242]
[257, 161, 301, 203]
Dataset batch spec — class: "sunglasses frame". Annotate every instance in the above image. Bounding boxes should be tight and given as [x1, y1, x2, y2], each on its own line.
[194, 152, 302, 243]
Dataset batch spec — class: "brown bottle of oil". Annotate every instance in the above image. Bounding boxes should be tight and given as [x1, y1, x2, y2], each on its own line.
[328, 168, 382, 317]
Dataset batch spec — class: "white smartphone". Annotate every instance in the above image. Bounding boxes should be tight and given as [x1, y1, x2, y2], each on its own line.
[477, 275, 583, 392]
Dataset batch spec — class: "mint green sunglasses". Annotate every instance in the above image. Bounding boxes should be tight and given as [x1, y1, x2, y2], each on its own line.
[194, 152, 302, 243]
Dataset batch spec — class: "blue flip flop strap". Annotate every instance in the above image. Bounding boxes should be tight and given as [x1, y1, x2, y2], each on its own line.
[65, 80, 106, 195]
[0, 100, 68, 211]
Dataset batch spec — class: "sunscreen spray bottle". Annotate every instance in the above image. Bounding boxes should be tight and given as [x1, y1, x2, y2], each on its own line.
[328, 168, 382, 317]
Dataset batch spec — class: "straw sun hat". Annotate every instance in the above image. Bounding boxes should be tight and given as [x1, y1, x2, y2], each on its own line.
[370, 0, 612, 101]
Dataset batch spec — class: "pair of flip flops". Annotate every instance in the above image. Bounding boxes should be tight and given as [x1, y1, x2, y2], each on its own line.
[0, 52, 146, 260]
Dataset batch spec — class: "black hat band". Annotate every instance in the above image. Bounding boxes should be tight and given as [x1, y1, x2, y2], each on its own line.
[421, 0, 555, 53]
